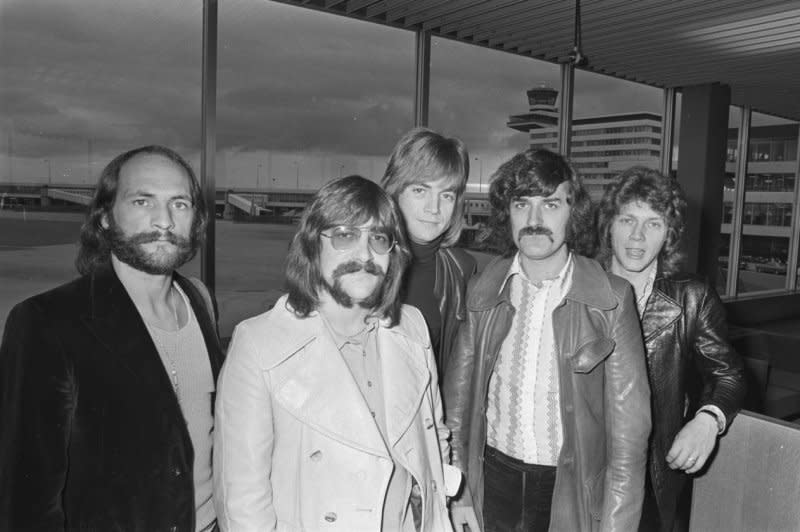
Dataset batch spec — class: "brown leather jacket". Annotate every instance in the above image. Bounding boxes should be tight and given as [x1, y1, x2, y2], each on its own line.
[443, 254, 651, 532]
[642, 273, 745, 532]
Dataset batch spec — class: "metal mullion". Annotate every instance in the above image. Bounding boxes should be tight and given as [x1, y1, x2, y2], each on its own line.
[414, 30, 431, 128]
[660, 88, 676, 175]
[558, 62, 574, 157]
[726, 107, 751, 297]
[201, 0, 218, 293]
[785, 124, 800, 290]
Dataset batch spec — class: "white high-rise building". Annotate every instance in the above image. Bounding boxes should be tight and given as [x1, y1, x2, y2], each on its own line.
[507, 87, 662, 198]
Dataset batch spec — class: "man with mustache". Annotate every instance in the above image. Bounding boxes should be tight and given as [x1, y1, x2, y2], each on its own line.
[213, 175, 460, 531]
[444, 149, 651, 531]
[0, 145, 223, 531]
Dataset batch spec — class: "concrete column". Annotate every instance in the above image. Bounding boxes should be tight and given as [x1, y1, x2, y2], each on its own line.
[40, 186, 51, 207]
[676, 83, 731, 280]
[223, 191, 235, 220]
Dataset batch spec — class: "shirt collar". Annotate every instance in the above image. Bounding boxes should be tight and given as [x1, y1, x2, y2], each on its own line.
[320, 313, 378, 350]
[499, 251, 574, 295]
[637, 264, 659, 315]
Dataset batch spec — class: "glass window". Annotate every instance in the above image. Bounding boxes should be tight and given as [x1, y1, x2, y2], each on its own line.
[719, 106, 742, 295]
[428, 36, 560, 246]
[735, 112, 797, 294]
[0, 0, 201, 336]
[572, 70, 663, 201]
[216, 0, 414, 340]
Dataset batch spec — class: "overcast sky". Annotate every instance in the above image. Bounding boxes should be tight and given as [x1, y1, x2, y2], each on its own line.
[1, 0, 682, 188]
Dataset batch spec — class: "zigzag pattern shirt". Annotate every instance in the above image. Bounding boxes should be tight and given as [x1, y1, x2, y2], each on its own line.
[485, 253, 573, 466]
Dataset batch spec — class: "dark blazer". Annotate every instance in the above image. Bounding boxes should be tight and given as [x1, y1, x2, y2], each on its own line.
[640, 272, 745, 532]
[0, 267, 224, 532]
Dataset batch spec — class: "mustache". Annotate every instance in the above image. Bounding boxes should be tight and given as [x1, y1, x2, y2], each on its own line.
[124, 231, 186, 246]
[518, 225, 553, 241]
[332, 260, 386, 278]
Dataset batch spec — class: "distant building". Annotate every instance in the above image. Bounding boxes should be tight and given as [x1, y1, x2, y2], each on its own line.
[507, 86, 662, 198]
[721, 123, 799, 288]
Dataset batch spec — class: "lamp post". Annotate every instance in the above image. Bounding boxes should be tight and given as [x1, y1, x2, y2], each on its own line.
[474, 156, 483, 193]
[294, 161, 300, 190]
[257, 163, 262, 190]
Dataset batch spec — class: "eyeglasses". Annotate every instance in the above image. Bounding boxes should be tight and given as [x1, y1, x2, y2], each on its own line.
[320, 226, 396, 255]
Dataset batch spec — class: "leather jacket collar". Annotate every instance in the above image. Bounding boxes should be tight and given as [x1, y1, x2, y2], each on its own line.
[642, 275, 683, 341]
[469, 254, 618, 312]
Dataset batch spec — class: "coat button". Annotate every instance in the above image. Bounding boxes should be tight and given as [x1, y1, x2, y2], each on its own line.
[324, 512, 337, 522]
[310, 450, 323, 462]
[431, 481, 437, 492]
[565, 403, 574, 413]
[425, 418, 434, 429]
[172, 467, 182, 477]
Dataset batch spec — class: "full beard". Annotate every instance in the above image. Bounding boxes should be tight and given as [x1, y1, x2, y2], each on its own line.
[106, 217, 197, 275]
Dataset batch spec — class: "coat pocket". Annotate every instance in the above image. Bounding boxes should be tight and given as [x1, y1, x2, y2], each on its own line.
[585, 466, 606, 521]
[570, 337, 615, 373]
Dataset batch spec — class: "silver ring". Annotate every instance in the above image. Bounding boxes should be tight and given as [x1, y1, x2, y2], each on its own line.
[688, 456, 698, 462]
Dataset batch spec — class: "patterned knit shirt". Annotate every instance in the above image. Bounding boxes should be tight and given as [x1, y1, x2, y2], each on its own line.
[485, 253, 573, 466]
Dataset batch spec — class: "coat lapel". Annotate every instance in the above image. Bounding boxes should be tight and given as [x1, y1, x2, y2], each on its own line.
[642, 285, 682, 342]
[267, 316, 390, 458]
[379, 327, 430, 448]
[80, 268, 183, 414]
[265, 306, 432, 458]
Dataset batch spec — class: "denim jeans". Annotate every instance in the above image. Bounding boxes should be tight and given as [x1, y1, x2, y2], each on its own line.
[483, 446, 557, 532]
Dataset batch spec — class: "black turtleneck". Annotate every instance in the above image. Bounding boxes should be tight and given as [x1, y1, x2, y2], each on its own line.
[403, 236, 443, 354]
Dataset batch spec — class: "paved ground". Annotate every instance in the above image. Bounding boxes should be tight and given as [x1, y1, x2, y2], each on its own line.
[0, 212, 295, 339]
[0, 211, 493, 340]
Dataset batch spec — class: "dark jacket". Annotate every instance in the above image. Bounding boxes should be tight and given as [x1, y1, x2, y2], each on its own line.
[443, 254, 651, 532]
[434, 247, 476, 378]
[641, 273, 745, 532]
[0, 267, 224, 532]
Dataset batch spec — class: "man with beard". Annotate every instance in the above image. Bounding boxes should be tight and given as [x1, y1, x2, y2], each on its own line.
[213, 175, 459, 532]
[444, 149, 651, 532]
[0, 145, 223, 532]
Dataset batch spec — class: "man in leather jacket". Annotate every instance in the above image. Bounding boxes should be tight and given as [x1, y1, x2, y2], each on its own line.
[595, 167, 745, 532]
[381, 128, 477, 382]
[444, 149, 651, 532]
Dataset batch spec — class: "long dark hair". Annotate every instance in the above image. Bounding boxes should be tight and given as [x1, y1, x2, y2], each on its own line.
[285, 175, 411, 325]
[484, 148, 593, 257]
[381, 127, 470, 247]
[75, 145, 207, 275]
[596, 166, 687, 276]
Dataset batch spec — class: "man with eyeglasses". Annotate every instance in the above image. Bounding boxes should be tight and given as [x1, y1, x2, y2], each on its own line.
[213, 175, 460, 531]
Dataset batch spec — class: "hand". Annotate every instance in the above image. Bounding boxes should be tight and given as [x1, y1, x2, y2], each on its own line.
[666, 414, 718, 474]
[450, 504, 480, 532]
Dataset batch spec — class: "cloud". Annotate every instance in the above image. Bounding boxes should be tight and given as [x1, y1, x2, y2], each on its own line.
[2, 0, 667, 178]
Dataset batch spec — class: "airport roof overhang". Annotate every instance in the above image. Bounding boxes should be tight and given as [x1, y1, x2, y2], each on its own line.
[275, 0, 800, 121]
